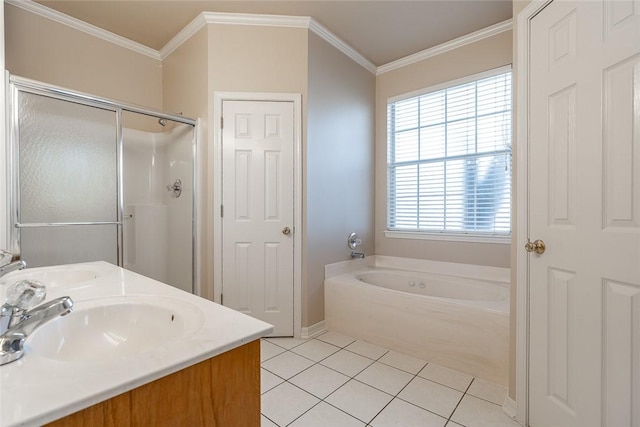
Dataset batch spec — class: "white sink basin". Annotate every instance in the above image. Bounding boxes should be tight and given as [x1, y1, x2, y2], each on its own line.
[27, 296, 205, 362]
[0, 266, 102, 288]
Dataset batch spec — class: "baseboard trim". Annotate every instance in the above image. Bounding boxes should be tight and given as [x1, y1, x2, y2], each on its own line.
[502, 396, 518, 420]
[301, 321, 326, 339]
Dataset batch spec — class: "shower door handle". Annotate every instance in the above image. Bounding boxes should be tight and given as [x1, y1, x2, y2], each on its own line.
[282, 227, 291, 236]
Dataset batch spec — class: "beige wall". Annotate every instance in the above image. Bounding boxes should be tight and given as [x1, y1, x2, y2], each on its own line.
[305, 32, 375, 326]
[207, 25, 308, 95]
[5, 4, 162, 110]
[375, 31, 513, 269]
[162, 28, 210, 298]
[163, 28, 209, 120]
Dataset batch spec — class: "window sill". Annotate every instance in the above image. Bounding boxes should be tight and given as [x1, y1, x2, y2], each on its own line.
[384, 230, 511, 244]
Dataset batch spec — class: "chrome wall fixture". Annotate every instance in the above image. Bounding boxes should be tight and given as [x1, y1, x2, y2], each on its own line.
[347, 232, 365, 259]
[347, 232, 362, 249]
[167, 179, 183, 198]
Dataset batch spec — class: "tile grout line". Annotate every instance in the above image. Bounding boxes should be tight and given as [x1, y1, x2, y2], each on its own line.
[366, 360, 446, 426]
[276, 343, 383, 426]
[282, 393, 323, 426]
[446, 377, 475, 425]
[292, 347, 392, 425]
[260, 373, 286, 395]
[261, 412, 280, 427]
[261, 337, 379, 426]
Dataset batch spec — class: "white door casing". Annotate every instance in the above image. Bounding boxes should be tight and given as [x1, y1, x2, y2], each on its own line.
[526, 1, 640, 426]
[220, 99, 296, 336]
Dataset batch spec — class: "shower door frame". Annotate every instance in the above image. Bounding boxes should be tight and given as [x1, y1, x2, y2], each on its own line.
[6, 75, 199, 294]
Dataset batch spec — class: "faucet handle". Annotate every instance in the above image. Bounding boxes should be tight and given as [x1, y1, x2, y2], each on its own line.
[0, 250, 12, 268]
[6, 280, 46, 310]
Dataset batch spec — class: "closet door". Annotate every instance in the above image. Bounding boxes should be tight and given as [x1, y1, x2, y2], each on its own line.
[15, 90, 119, 267]
[527, 1, 640, 426]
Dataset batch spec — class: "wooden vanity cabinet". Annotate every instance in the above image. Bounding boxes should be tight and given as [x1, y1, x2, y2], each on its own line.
[47, 340, 260, 427]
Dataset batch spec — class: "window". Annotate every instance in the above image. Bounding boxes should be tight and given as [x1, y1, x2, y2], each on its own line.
[387, 68, 512, 241]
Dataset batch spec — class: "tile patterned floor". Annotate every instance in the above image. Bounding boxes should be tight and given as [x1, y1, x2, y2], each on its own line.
[261, 331, 521, 427]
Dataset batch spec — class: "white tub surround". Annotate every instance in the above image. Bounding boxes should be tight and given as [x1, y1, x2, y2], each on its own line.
[0, 262, 272, 427]
[324, 256, 509, 385]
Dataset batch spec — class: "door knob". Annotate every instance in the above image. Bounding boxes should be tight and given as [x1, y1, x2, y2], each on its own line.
[282, 227, 291, 236]
[525, 239, 546, 254]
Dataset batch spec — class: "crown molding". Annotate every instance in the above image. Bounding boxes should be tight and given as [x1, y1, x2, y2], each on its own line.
[6, 0, 161, 61]
[159, 13, 208, 59]
[9, 0, 509, 77]
[160, 12, 310, 59]
[308, 19, 377, 74]
[160, 11, 377, 74]
[202, 11, 310, 28]
[376, 19, 513, 75]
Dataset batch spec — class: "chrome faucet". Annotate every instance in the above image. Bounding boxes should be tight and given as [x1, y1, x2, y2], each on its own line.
[0, 280, 47, 334]
[0, 249, 27, 278]
[0, 280, 74, 365]
[351, 251, 365, 259]
[0, 260, 27, 278]
[0, 297, 73, 366]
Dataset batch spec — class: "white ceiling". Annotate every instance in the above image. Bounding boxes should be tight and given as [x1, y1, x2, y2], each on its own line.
[34, 1, 513, 66]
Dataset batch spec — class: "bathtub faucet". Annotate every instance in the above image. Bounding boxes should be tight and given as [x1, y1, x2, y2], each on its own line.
[351, 251, 365, 259]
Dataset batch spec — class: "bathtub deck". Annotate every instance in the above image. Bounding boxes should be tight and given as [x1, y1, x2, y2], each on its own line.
[260, 331, 520, 427]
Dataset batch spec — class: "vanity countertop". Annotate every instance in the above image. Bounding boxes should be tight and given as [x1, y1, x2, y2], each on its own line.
[0, 262, 273, 427]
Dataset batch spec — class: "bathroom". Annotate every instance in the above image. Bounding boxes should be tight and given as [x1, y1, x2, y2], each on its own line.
[1, 1, 638, 427]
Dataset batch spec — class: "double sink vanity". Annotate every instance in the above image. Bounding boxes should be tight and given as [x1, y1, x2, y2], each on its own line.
[0, 262, 273, 426]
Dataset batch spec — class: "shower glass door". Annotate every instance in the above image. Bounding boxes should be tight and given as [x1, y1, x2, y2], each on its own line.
[14, 90, 119, 267]
[8, 76, 197, 295]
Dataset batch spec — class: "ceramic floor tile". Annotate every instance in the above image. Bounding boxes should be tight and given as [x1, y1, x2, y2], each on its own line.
[325, 379, 394, 424]
[289, 363, 350, 399]
[266, 337, 308, 350]
[261, 368, 284, 394]
[345, 340, 389, 360]
[418, 363, 474, 392]
[370, 398, 448, 427]
[261, 339, 286, 362]
[320, 349, 375, 377]
[466, 378, 508, 405]
[378, 350, 427, 375]
[261, 382, 320, 427]
[316, 331, 357, 348]
[261, 351, 315, 380]
[289, 401, 365, 427]
[446, 422, 465, 427]
[355, 362, 414, 395]
[398, 376, 463, 419]
[261, 415, 278, 427]
[291, 339, 341, 362]
[450, 394, 520, 427]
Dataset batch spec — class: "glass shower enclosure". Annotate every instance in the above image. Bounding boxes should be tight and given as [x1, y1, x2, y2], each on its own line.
[7, 76, 197, 294]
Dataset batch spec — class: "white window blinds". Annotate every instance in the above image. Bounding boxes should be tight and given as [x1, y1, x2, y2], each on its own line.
[387, 70, 512, 237]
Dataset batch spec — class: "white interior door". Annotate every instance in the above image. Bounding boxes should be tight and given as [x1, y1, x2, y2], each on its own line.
[528, 1, 640, 426]
[221, 100, 295, 337]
